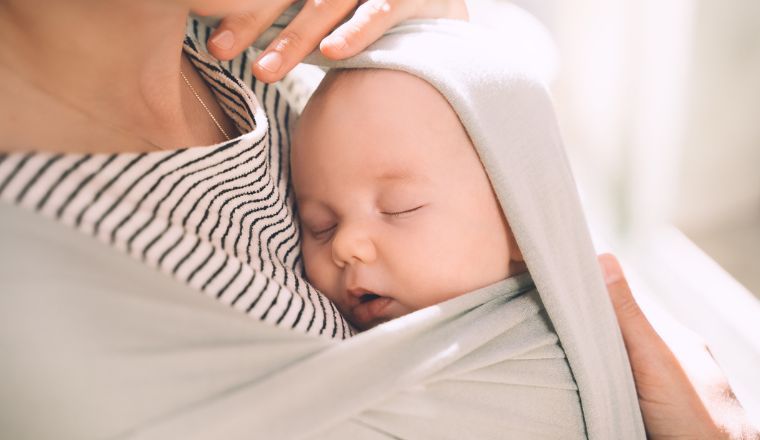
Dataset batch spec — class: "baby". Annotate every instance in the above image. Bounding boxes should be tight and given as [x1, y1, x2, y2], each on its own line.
[291, 68, 527, 330]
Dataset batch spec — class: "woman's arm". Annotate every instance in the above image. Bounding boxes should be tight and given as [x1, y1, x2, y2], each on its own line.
[203, 0, 468, 83]
[599, 254, 759, 439]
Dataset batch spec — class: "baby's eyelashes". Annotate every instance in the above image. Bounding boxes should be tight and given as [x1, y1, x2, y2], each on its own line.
[301, 204, 427, 243]
[298, 209, 337, 241]
[381, 204, 427, 218]
[310, 224, 337, 241]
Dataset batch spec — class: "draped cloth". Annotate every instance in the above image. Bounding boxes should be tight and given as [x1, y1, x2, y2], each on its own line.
[2, 204, 585, 439]
[304, 19, 647, 438]
[0, 17, 645, 440]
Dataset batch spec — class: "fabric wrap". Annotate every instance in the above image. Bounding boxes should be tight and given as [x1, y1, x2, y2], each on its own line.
[4, 204, 583, 439]
[303, 19, 647, 439]
[0, 18, 645, 440]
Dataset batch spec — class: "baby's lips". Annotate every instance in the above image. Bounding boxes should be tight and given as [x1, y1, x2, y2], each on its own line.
[350, 296, 394, 329]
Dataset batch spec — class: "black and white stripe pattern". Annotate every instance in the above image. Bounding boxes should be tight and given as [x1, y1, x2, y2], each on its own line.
[0, 17, 352, 339]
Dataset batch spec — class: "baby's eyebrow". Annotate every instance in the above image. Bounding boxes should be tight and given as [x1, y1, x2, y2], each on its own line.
[375, 169, 426, 183]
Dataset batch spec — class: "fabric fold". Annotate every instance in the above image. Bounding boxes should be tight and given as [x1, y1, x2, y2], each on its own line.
[1, 203, 584, 439]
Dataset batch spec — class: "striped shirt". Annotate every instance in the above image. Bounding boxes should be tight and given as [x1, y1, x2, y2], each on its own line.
[0, 17, 352, 339]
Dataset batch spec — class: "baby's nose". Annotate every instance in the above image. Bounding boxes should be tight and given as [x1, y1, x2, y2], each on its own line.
[331, 225, 377, 268]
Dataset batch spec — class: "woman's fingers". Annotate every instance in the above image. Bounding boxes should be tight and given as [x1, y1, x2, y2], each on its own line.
[599, 253, 717, 376]
[206, 0, 468, 82]
[208, 2, 292, 62]
[320, 0, 416, 59]
[320, 0, 469, 59]
[597, 254, 668, 361]
[252, 0, 359, 83]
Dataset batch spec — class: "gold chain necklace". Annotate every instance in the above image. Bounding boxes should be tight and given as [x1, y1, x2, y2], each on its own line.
[180, 69, 232, 142]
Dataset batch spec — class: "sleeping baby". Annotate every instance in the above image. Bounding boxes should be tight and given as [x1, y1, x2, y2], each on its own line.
[286, 24, 644, 436]
[291, 68, 527, 330]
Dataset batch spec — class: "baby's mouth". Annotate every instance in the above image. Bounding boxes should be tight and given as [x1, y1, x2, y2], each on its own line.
[358, 292, 382, 304]
[348, 291, 395, 329]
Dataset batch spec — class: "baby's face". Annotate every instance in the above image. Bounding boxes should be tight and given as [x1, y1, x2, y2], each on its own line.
[292, 69, 523, 330]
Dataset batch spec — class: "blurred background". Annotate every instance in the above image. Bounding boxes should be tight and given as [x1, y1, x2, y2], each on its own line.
[466, 0, 760, 425]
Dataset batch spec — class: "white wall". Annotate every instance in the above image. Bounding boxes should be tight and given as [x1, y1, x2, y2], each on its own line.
[675, 0, 760, 233]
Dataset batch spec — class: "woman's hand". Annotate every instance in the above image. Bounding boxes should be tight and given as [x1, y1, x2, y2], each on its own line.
[598, 254, 758, 439]
[205, 0, 468, 83]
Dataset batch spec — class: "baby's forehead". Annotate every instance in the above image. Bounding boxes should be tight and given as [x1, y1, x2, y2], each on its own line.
[299, 68, 470, 148]
[293, 68, 482, 188]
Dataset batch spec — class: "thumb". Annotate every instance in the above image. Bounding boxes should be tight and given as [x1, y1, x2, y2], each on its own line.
[598, 253, 667, 359]
[597, 255, 752, 439]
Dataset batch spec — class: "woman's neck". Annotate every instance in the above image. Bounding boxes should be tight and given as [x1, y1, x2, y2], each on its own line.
[0, 0, 229, 152]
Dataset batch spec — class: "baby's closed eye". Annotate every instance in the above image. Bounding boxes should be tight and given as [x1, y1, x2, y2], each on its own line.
[298, 209, 336, 241]
[310, 224, 337, 240]
[376, 187, 429, 220]
[380, 204, 427, 218]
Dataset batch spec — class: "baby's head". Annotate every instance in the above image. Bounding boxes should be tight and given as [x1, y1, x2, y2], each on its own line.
[292, 69, 525, 330]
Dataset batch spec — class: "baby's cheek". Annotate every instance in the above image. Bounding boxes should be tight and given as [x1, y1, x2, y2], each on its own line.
[301, 243, 333, 293]
[389, 231, 465, 308]
[411, 220, 501, 302]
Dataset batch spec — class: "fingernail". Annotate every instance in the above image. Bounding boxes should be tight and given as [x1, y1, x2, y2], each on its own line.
[210, 30, 235, 50]
[600, 256, 622, 285]
[257, 51, 283, 73]
[322, 35, 348, 51]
